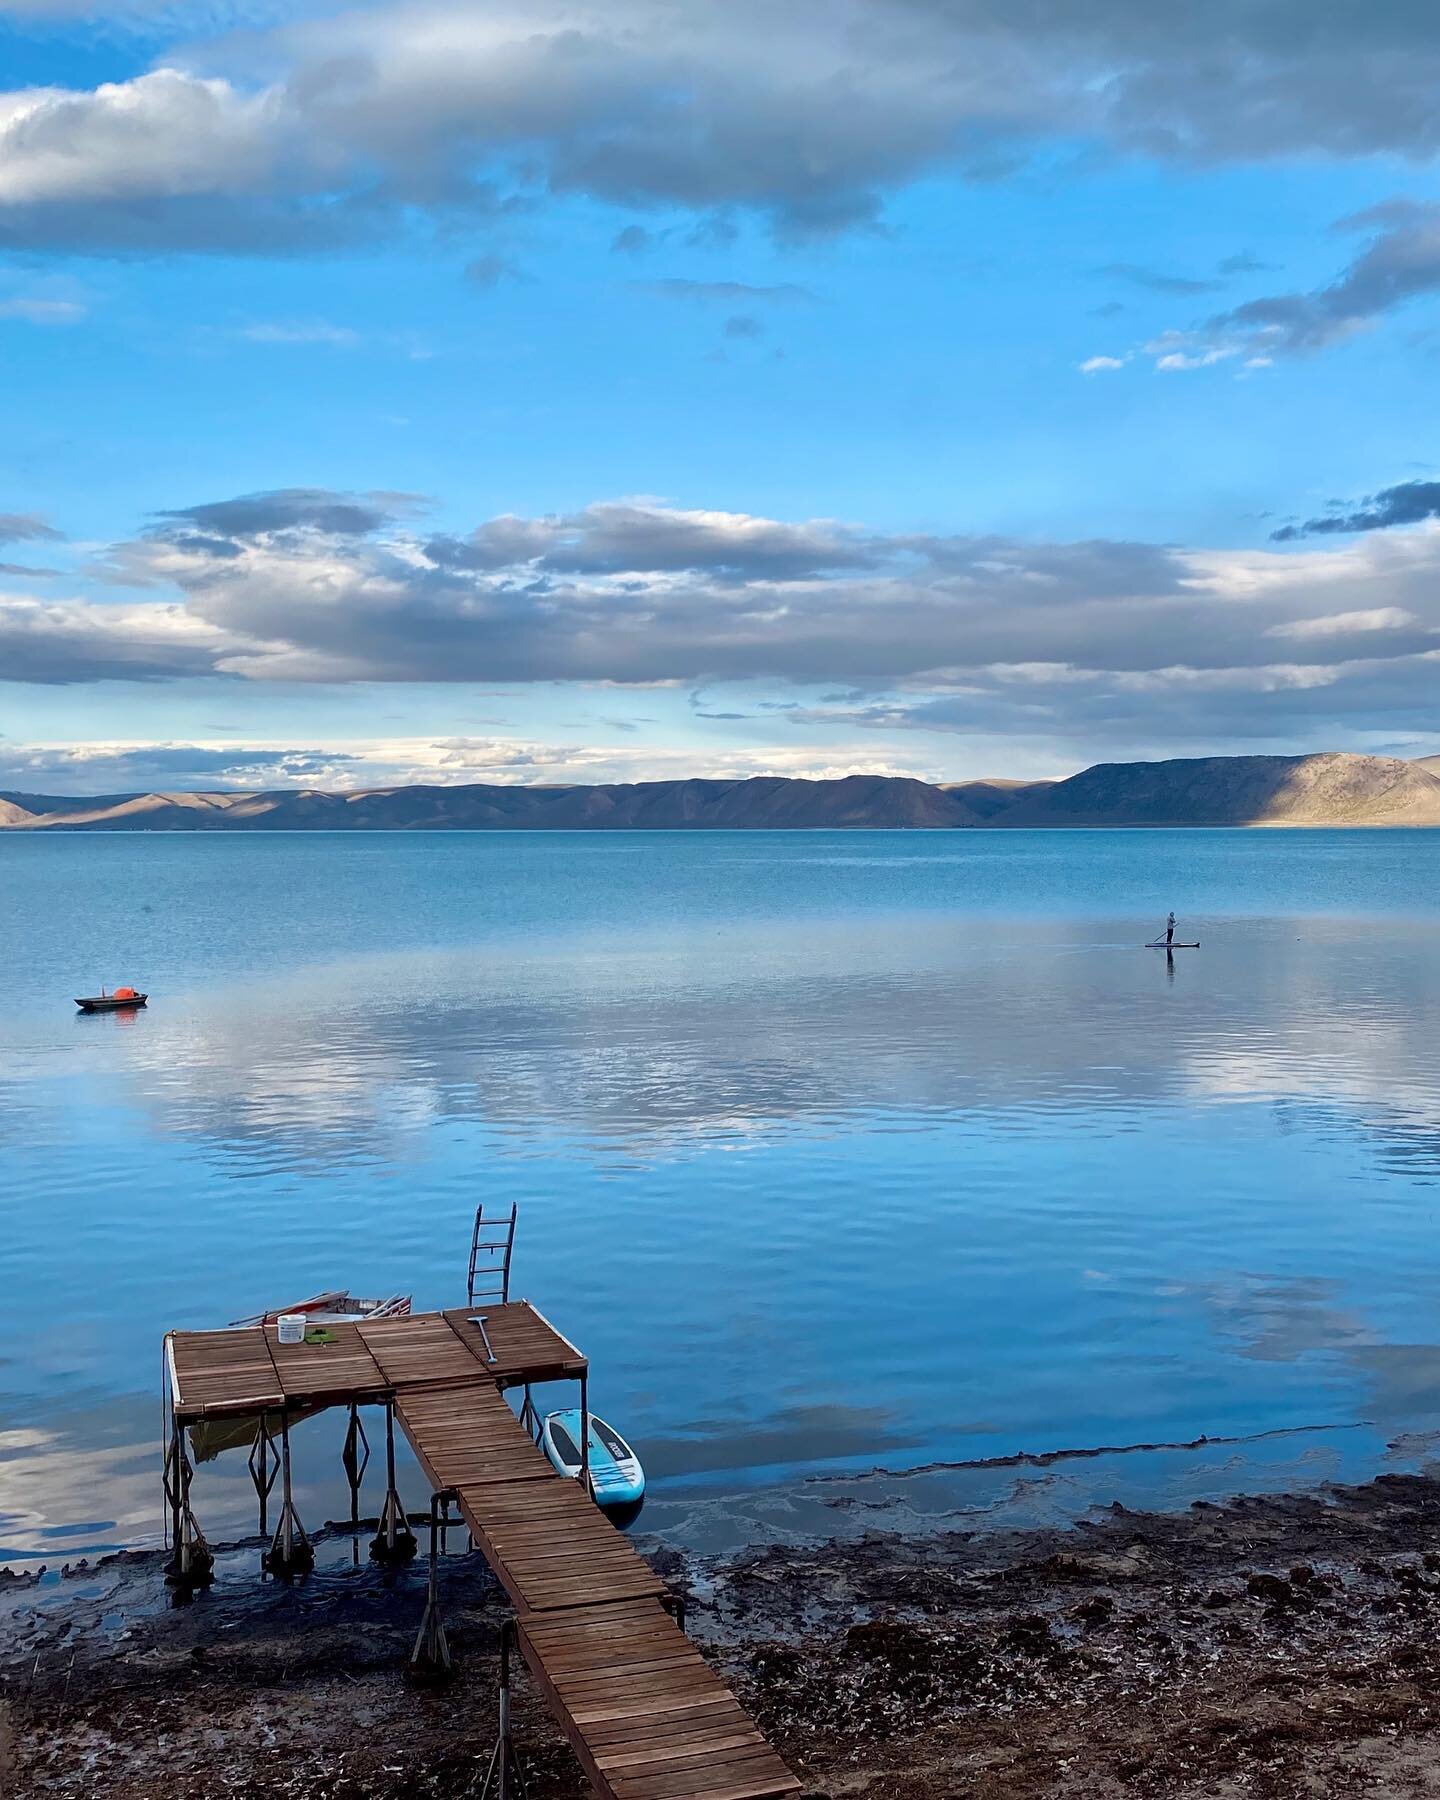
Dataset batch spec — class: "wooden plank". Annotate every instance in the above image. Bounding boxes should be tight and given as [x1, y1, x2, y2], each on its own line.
[516, 1602, 799, 1800]
[440, 1303, 588, 1384]
[394, 1379, 560, 1498]
[266, 1320, 387, 1405]
[596, 1732, 768, 1773]
[358, 1312, 496, 1387]
[612, 1750, 795, 1798]
[168, 1328, 284, 1418]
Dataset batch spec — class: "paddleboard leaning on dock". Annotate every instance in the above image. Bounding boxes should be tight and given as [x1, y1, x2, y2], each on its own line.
[541, 1406, 646, 1510]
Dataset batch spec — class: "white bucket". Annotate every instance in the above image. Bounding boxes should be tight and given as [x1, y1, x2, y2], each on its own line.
[276, 1314, 306, 1345]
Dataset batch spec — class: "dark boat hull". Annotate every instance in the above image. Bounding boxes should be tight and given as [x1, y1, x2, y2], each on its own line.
[75, 995, 148, 1012]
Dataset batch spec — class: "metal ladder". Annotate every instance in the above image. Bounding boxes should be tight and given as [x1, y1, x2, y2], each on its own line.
[468, 1202, 518, 1307]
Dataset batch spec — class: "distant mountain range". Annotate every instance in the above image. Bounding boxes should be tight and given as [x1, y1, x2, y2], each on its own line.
[5, 752, 1440, 832]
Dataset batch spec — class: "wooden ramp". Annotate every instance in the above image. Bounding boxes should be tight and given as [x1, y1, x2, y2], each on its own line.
[393, 1380, 798, 1799]
[167, 1304, 799, 1800]
[520, 1602, 799, 1800]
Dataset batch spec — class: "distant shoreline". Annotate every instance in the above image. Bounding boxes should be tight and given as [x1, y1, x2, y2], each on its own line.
[9, 822, 1440, 836]
[7, 750, 1440, 832]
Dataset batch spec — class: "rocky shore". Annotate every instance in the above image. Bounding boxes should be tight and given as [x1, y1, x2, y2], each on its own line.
[9, 1470, 1440, 1797]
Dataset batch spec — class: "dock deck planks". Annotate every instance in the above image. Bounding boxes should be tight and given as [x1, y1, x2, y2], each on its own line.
[267, 1320, 387, 1406]
[441, 1304, 587, 1386]
[166, 1327, 284, 1417]
[168, 1303, 585, 1420]
[165, 1304, 797, 1800]
[519, 1602, 801, 1800]
[357, 1312, 498, 1388]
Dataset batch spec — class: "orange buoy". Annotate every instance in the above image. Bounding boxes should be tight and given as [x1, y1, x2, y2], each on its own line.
[113, 986, 137, 1000]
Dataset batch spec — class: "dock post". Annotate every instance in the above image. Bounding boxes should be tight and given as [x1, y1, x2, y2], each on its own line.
[262, 1409, 313, 1577]
[163, 1419, 214, 1589]
[248, 1412, 278, 1539]
[371, 1399, 417, 1564]
[410, 1490, 454, 1678]
[478, 1618, 528, 1799]
[164, 1417, 181, 1560]
[578, 1370, 592, 1501]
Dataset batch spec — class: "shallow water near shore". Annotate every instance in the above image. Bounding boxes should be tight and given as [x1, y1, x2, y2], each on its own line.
[5, 826, 1440, 1570]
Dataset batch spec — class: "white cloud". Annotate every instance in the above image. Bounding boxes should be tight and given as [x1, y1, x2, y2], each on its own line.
[1079, 354, 1126, 374]
[1266, 607, 1420, 641]
[237, 319, 362, 347]
[0, 294, 85, 323]
[1154, 345, 1234, 371]
[3, 3, 1440, 251]
[9, 491, 1440, 758]
[0, 734, 934, 794]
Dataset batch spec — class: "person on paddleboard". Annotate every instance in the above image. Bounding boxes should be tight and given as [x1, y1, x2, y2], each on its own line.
[1164, 911, 1176, 949]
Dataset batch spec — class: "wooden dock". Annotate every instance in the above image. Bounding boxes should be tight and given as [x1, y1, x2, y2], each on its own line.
[165, 1303, 800, 1800]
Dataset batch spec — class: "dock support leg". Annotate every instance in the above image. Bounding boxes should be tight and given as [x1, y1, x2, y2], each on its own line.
[262, 1410, 313, 1577]
[579, 1371, 592, 1501]
[163, 1420, 214, 1589]
[410, 1490, 454, 1679]
[478, 1620, 528, 1800]
[248, 1412, 278, 1540]
[342, 1403, 370, 1565]
[371, 1400, 416, 1564]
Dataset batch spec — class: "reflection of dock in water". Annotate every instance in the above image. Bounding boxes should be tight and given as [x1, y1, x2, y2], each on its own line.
[164, 1302, 799, 1800]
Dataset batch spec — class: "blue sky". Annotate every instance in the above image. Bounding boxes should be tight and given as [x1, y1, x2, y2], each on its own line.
[3, 1, 1440, 793]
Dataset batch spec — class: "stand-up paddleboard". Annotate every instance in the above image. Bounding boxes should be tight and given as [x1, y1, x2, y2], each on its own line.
[1145, 940, 1200, 948]
[541, 1408, 645, 1511]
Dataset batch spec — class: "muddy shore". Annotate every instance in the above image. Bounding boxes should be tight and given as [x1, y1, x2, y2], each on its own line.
[9, 1471, 1440, 1798]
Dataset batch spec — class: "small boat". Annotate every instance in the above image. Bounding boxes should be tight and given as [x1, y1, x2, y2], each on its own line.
[1145, 940, 1200, 949]
[76, 986, 148, 1012]
[541, 1409, 645, 1511]
[230, 1289, 412, 1327]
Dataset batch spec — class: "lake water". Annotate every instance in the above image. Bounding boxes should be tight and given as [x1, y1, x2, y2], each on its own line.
[5, 828, 1440, 1573]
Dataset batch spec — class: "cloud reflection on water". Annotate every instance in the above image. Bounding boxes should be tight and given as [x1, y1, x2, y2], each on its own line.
[8, 887, 1440, 1564]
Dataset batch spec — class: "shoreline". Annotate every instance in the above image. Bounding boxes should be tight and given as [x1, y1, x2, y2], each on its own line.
[10, 1469, 1440, 1796]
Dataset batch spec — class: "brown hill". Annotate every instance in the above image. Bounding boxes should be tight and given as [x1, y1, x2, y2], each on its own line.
[997, 753, 1440, 828]
[942, 777, 1056, 821]
[7, 755, 1440, 832]
[0, 774, 982, 832]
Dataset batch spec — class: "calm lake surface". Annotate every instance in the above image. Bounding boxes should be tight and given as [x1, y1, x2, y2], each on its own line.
[5, 828, 1440, 1572]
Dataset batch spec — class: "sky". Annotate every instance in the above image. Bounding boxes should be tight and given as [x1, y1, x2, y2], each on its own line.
[3, 1, 1440, 794]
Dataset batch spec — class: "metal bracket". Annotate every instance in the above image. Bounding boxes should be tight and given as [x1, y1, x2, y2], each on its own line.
[248, 1412, 280, 1537]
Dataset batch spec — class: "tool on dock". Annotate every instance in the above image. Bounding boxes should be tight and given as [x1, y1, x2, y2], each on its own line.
[470, 1313, 498, 1364]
